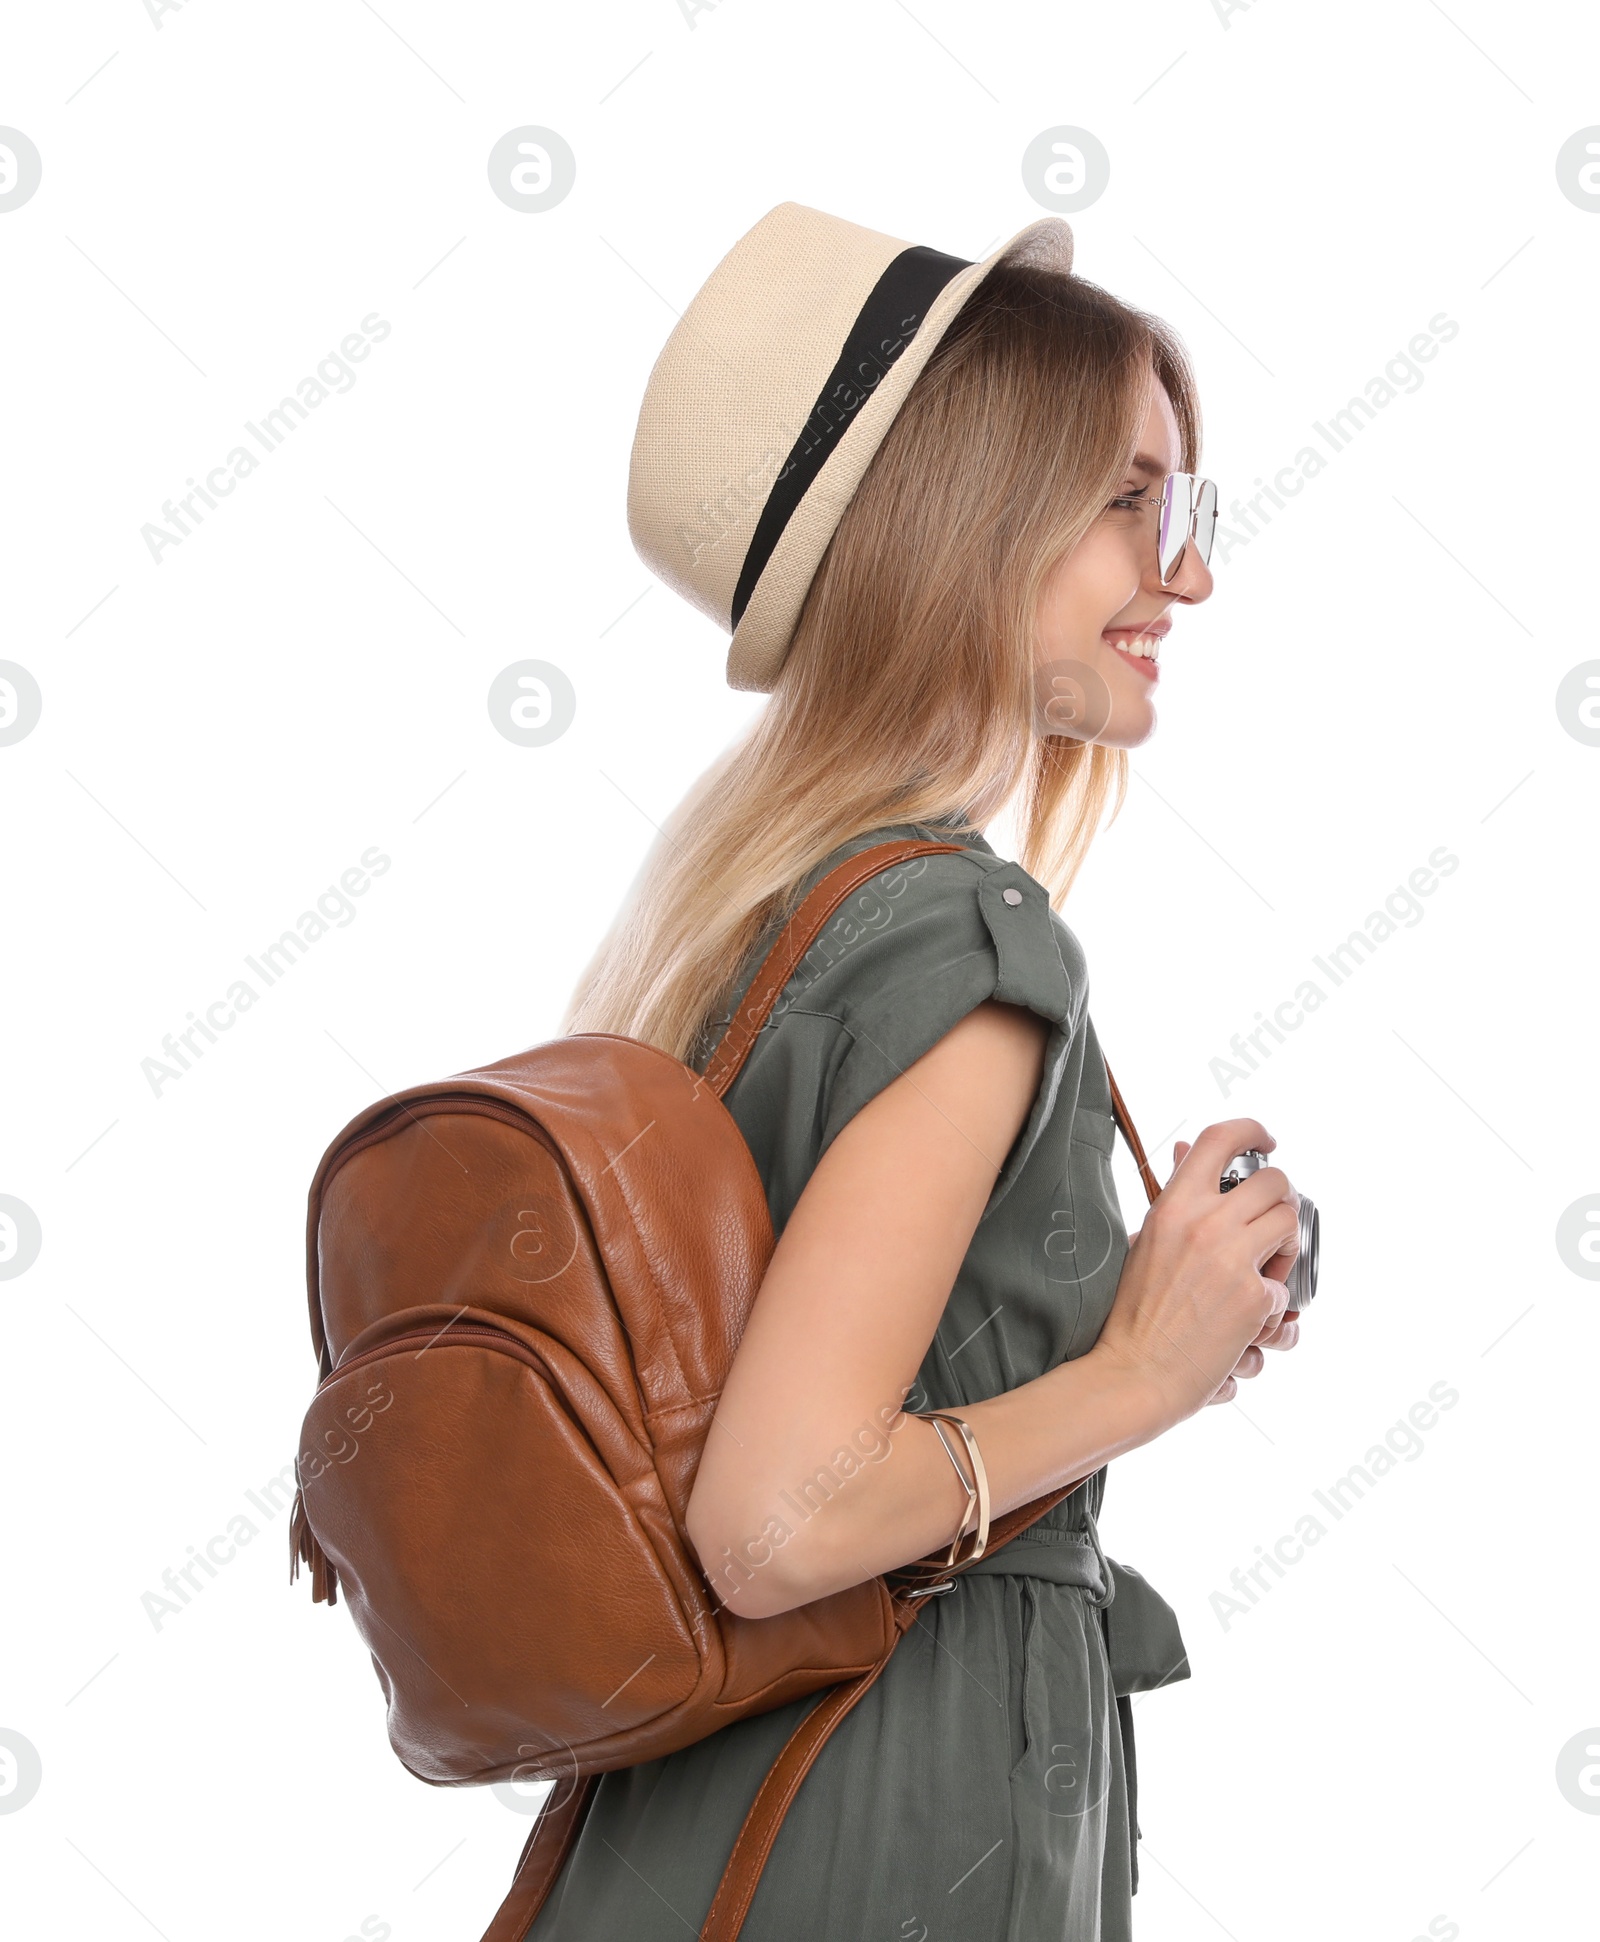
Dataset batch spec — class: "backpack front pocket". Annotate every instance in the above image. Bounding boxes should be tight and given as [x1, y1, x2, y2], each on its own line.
[295, 1312, 704, 1785]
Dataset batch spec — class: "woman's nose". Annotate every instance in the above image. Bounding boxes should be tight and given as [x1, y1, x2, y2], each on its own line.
[1151, 537, 1214, 605]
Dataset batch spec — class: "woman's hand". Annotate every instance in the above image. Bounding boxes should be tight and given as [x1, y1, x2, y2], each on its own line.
[1091, 1118, 1302, 1424]
[1172, 1135, 1304, 1404]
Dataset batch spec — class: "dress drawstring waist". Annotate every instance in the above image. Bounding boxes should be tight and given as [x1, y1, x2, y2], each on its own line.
[958, 1516, 1116, 1609]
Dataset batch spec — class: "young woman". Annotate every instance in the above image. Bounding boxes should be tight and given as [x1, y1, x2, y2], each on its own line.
[537, 202, 1302, 1941]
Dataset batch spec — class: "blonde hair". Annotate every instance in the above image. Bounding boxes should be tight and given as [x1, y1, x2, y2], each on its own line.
[564, 259, 1201, 1062]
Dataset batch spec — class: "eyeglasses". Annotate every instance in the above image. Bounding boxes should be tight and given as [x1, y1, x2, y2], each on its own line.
[1115, 472, 1219, 586]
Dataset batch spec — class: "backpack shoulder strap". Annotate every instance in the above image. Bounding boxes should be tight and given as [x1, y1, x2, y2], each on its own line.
[477, 1774, 594, 1942]
[700, 836, 968, 1098]
[698, 1597, 922, 1940]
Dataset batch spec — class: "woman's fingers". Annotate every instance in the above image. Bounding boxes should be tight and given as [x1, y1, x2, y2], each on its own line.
[1206, 1316, 1300, 1404]
[1165, 1152, 1302, 1369]
[1168, 1119, 1275, 1199]
[1110, 1125, 1301, 1422]
[1206, 1342, 1268, 1405]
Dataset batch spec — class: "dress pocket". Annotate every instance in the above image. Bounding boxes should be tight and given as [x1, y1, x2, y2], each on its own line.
[1068, 1104, 1116, 1155]
[1006, 1578, 1041, 1780]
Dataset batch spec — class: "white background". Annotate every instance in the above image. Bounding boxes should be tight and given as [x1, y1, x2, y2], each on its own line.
[2, 2, 1595, 1938]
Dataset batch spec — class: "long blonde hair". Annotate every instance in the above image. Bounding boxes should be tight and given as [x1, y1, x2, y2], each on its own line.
[564, 258, 1201, 1061]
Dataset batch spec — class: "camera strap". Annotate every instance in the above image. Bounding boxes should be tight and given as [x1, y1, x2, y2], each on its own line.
[1104, 1060, 1161, 1207]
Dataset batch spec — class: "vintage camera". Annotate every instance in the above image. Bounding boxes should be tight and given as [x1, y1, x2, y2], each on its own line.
[1219, 1150, 1320, 1311]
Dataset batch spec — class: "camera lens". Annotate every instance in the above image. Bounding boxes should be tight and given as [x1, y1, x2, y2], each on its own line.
[1288, 1198, 1320, 1309]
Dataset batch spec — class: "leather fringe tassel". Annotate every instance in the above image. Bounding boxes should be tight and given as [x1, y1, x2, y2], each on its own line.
[289, 1488, 340, 1606]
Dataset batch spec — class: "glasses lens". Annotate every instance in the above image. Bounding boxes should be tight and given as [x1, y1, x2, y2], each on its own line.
[1158, 474, 1193, 581]
[1193, 477, 1218, 566]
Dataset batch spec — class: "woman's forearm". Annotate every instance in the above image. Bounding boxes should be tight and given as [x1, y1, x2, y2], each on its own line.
[688, 1345, 1170, 1620]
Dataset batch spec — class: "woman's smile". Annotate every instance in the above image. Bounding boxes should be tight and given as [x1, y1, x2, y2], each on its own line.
[1102, 617, 1169, 684]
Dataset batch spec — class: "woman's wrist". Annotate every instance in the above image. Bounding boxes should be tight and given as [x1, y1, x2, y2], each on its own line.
[952, 1343, 1173, 1525]
[1044, 1342, 1173, 1469]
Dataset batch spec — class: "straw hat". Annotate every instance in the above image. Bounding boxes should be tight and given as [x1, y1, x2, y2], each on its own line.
[627, 200, 1076, 693]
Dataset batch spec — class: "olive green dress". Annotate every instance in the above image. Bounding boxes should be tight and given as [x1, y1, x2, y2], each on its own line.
[530, 817, 1191, 1941]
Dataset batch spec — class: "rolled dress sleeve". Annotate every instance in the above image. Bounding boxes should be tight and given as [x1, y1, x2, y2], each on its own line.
[695, 838, 1085, 1239]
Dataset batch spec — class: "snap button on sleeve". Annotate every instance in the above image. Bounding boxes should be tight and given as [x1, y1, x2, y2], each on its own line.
[978, 868, 1077, 1029]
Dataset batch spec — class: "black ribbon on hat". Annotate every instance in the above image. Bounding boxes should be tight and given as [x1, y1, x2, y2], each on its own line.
[730, 244, 973, 631]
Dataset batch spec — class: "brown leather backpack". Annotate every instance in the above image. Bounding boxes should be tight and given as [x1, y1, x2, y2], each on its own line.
[289, 837, 1160, 1941]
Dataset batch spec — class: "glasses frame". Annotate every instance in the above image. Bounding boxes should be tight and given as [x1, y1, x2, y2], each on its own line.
[1123, 472, 1219, 586]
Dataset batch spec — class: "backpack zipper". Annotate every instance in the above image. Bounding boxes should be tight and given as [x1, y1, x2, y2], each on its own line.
[326, 1091, 551, 1173]
[316, 1318, 548, 1395]
[311, 1093, 567, 1375]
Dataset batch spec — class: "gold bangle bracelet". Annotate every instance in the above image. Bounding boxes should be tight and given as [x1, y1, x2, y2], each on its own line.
[919, 1410, 992, 1567]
